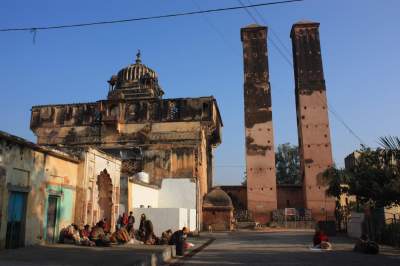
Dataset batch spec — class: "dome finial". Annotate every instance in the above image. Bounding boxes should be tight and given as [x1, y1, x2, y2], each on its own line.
[136, 49, 141, 63]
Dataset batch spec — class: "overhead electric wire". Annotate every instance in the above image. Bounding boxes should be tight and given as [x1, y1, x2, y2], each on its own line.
[0, 0, 303, 32]
[315, 92, 367, 146]
[215, 165, 245, 168]
[237, 0, 366, 147]
[191, 0, 238, 52]
[1, 0, 365, 147]
[246, 0, 292, 55]
[237, 0, 293, 66]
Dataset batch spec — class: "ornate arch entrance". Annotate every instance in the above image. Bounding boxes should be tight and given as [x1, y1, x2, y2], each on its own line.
[96, 169, 113, 227]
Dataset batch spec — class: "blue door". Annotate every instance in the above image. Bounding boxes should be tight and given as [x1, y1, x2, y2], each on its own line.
[6, 191, 27, 249]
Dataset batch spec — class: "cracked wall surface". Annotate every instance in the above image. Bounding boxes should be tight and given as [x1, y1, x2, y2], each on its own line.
[241, 25, 277, 223]
[291, 21, 335, 221]
[31, 93, 222, 230]
[0, 133, 122, 248]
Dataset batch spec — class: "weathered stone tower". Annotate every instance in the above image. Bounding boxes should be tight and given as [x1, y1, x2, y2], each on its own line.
[291, 21, 335, 221]
[241, 24, 277, 223]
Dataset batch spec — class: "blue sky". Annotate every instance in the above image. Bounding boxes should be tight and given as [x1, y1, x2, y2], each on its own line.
[1, 0, 399, 185]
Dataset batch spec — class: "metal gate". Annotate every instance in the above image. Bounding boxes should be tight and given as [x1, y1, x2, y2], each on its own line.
[46, 196, 59, 243]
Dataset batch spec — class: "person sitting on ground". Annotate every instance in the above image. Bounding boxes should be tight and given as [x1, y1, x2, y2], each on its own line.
[159, 229, 173, 245]
[143, 219, 158, 245]
[90, 221, 110, 246]
[60, 224, 81, 244]
[111, 226, 131, 244]
[169, 227, 189, 256]
[354, 234, 379, 254]
[313, 229, 332, 250]
[80, 224, 91, 239]
[79, 224, 95, 246]
[102, 218, 111, 233]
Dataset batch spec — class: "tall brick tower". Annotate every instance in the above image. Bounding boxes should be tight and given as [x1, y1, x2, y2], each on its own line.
[290, 21, 335, 221]
[241, 24, 277, 223]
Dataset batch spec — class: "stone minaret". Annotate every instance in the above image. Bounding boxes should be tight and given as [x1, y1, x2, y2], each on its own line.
[290, 21, 335, 221]
[241, 24, 277, 223]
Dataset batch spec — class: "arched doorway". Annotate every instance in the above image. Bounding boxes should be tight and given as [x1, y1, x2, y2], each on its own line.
[96, 169, 113, 227]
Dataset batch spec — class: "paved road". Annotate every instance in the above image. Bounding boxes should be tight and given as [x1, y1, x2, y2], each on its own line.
[183, 231, 400, 266]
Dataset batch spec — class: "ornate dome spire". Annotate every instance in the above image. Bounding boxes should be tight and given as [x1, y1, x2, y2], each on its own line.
[135, 49, 141, 64]
[107, 50, 164, 100]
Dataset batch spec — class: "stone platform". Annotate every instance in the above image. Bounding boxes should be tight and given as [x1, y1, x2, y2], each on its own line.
[0, 243, 175, 266]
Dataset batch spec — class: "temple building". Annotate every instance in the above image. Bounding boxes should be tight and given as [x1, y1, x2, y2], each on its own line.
[30, 51, 223, 230]
[202, 187, 234, 231]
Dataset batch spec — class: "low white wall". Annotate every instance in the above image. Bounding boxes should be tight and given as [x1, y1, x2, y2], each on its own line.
[133, 208, 188, 237]
[130, 178, 198, 235]
[189, 209, 196, 232]
[158, 179, 196, 209]
[131, 183, 159, 208]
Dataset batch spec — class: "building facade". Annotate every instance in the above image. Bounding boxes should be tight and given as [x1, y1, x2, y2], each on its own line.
[30, 52, 222, 229]
[0, 131, 120, 249]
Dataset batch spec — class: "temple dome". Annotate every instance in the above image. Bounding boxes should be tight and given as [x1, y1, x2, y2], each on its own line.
[203, 187, 233, 208]
[107, 50, 164, 100]
[116, 56, 157, 85]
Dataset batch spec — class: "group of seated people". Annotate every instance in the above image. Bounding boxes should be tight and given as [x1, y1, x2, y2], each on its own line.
[59, 219, 115, 247]
[312, 228, 379, 254]
[353, 234, 379, 254]
[59, 213, 190, 255]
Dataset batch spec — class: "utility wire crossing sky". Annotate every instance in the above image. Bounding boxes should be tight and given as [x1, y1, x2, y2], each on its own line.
[0, 0, 302, 32]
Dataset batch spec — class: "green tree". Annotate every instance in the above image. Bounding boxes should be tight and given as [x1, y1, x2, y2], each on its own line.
[348, 147, 400, 208]
[241, 171, 247, 186]
[323, 142, 400, 209]
[322, 166, 350, 200]
[275, 143, 301, 185]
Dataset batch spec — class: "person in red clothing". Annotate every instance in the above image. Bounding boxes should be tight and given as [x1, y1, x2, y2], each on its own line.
[313, 229, 332, 250]
[80, 224, 91, 238]
[122, 212, 129, 228]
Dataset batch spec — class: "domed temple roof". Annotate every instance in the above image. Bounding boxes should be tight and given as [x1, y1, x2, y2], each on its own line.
[203, 187, 233, 208]
[107, 50, 164, 100]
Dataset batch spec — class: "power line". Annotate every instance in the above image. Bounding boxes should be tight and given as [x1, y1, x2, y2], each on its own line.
[246, 0, 292, 55]
[215, 165, 245, 168]
[237, 0, 293, 66]
[237, 0, 366, 147]
[315, 92, 367, 146]
[191, 0, 238, 53]
[0, 0, 303, 32]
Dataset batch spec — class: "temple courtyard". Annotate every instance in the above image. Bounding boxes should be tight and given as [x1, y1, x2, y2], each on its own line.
[1, 231, 399, 265]
[179, 231, 400, 266]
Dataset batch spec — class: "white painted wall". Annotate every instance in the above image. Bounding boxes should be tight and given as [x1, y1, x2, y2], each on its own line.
[189, 209, 196, 232]
[132, 208, 188, 236]
[129, 178, 198, 235]
[158, 178, 196, 209]
[131, 183, 159, 208]
[91, 149, 121, 188]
